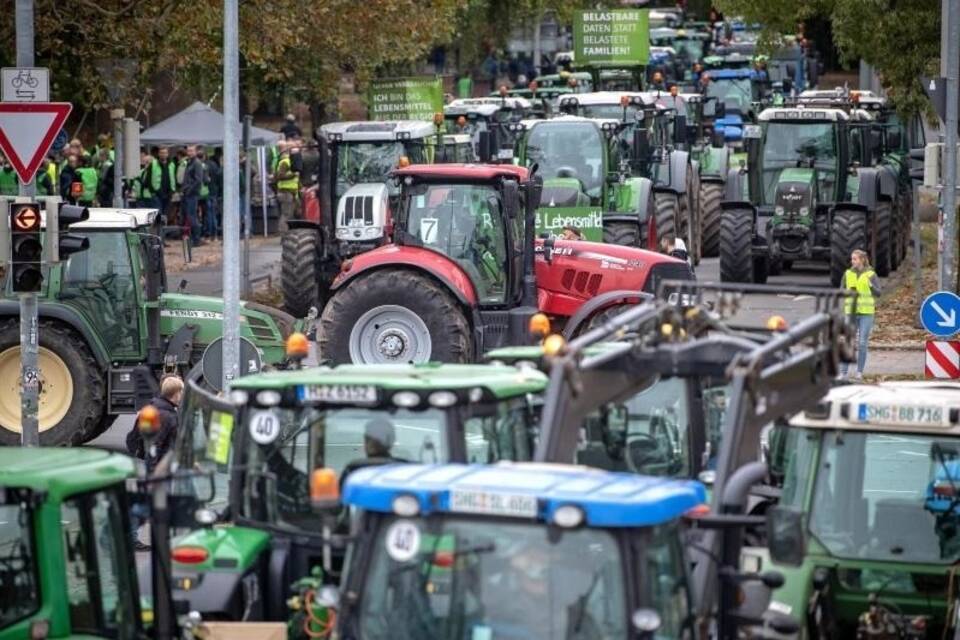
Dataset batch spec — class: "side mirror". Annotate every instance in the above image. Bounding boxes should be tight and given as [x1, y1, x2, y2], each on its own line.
[632, 127, 651, 165]
[502, 180, 519, 219]
[673, 115, 688, 144]
[477, 130, 493, 163]
[766, 506, 805, 567]
[527, 174, 544, 210]
[714, 100, 726, 119]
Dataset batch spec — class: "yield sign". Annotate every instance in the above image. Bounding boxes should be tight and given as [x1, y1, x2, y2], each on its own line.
[0, 102, 72, 184]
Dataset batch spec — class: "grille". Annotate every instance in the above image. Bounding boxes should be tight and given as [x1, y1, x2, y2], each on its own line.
[341, 196, 374, 226]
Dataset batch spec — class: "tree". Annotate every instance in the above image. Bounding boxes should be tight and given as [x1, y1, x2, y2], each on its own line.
[714, 0, 939, 116]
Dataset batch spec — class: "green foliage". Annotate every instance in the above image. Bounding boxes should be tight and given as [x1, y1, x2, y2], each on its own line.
[715, 0, 940, 116]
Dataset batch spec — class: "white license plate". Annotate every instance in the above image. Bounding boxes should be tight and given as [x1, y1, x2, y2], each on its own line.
[449, 490, 538, 518]
[299, 384, 378, 404]
[856, 403, 945, 426]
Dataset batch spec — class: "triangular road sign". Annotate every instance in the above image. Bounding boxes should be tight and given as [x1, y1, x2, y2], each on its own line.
[0, 102, 72, 184]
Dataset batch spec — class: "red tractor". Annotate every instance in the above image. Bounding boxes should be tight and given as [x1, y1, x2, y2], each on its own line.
[319, 164, 694, 364]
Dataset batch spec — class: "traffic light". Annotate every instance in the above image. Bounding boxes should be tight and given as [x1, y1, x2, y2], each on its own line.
[50, 204, 90, 262]
[9, 203, 43, 292]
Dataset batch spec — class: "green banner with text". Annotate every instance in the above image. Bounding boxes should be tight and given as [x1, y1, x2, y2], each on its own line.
[536, 207, 604, 242]
[573, 10, 650, 66]
[368, 77, 444, 121]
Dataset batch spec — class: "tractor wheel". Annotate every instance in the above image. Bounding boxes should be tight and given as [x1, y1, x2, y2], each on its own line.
[0, 320, 105, 445]
[684, 170, 701, 265]
[830, 209, 867, 287]
[874, 201, 892, 277]
[719, 209, 754, 282]
[319, 270, 472, 365]
[281, 228, 324, 318]
[603, 221, 641, 247]
[654, 192, 678, 244]
[699, 182, 723, 257]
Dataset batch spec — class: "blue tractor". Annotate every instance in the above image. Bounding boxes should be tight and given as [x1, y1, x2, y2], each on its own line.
[702, 68, 765, 148]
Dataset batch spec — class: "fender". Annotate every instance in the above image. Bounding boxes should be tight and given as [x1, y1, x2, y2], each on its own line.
[852, 167, 880, 210]
[876, 164, 898, 201]
[723, 167, 746, 202]
[699, 145, 731, 182]
[330, 244, 478, 307]
[610, 176, 655, 224]
[0, 300, 109, 368]
[667, 150, 690, 194]
[287, 219, 322, 231]
[562, 290, 655, 339]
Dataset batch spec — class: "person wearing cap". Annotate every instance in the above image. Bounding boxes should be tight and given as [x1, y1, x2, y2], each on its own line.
[281, 114, 302, 140]
[340, 417, 404, 487]
[659, 233, 690, 265]
[561, 225, 583, 241]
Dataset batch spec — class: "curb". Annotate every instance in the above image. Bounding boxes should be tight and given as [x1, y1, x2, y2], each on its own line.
[870, 343, 926, 352]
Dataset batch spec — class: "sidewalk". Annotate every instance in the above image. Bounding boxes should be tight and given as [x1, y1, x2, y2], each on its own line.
[165, 235, 282, 297]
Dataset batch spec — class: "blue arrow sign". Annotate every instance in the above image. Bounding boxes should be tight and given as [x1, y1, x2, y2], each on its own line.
[920, 291, 960, 337]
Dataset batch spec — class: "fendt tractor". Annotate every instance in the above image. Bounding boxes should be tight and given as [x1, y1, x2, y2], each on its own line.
[282, 120, 472, 318]
[318, 164, 693, 365]
[718, 102, 907, 285]
[168, 355, 546, 624]
[743, 382, 960, 639]
[0, 203, 304, 446]
[518, 101, 694, 254]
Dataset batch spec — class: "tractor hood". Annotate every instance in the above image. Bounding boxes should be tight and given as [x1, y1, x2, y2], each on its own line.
[159, 293, 295, 366]
[540, 176, 591, 208]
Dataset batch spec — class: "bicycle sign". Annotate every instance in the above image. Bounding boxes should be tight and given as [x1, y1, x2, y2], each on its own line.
[1, 68, 50, 102]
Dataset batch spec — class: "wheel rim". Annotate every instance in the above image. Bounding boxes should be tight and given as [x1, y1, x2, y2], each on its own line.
[0, 346, 74, 433]
[349, 305, 432, 364]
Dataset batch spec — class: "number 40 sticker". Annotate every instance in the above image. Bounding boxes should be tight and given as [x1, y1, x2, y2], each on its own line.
[248, 409, 280, 445]
[385, 519, 421, 562]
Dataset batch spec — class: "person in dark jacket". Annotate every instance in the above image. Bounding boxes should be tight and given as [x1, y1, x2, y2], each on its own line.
[280, 114, 302, 139]
[180, 145, 204, 244]
[59, 153, 80, 204]
[128, 375, 183, 549]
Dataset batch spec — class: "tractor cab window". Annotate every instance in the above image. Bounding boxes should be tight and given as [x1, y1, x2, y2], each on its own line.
[60, 231, 141, 357]
[240, 405, 449, 529]
[403, 183, 508, 304]
[335, 142, 427, 199]
[579, 104, 644, 122]
[578, 378, 690, 477]
[646, 522, 693, 637]
[760, 122, 837, 204]
[173, 380, 234, 514]
[61, 487, 139, 638]
[462, 396, 536, 463]
[357, 516, 628, 639]
[525, 122, 606, 200]
[808, 431, 960, 567]
[0, 496, 40, 629]
[704, 78, 753, 117]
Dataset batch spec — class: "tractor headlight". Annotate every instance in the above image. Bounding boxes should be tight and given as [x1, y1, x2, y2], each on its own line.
[256, 390, 282, 406]
[392, 494, 421, 517]
[799, 207, 810, 216]
[774, 206, 784, 216]
[428, 391, 458, 408]
[392, 391, 421, 408]
[363, 226, 383, 239]
[552, 505, 585, 528]
[336, 227, 351, 240]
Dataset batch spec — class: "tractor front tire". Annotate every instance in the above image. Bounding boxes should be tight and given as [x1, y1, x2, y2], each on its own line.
[0, 320, 105, 445]
[831, 209, 867, 287]
[874, 201, 892, 277]
[699, 182, 723, 257]
[654, 192, 678, 244]
[281, 228, 324, 318]
[319, 270, 473, 365]
[719, 209, 755, 283]
[603, 221, 641, 247]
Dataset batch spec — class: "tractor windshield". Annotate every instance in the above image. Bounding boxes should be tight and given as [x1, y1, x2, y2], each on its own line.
[403, 182, 509, 303]
[760, 122, 838, 204]
[578, 104, 643, 122]
[355, 516, 629, 639]
[793, 430, 960, 565]
[0, 497, 40, 629]
[674, 38, 706, 63]
[704, 77, 753, 117]
[524, 122, 605, 199]
[335, 142, 428, 199]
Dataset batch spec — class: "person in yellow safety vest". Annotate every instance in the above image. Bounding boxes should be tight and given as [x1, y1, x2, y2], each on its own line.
[0, 155, 18, 196]
[840, 248, 881, 380]
[74, 155, 99, 206]
[135, 149, 161, 209]
[273, 140, 300, 232]
[45, 154, 58, 192]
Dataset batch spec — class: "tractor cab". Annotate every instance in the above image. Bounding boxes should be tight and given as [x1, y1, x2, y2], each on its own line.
[700, 68, 763, 146]
[328, 462, 707, 639]
[169, 361, 546, 621]
[534, 71, 594, 94]
[650, 27, 712, 70]
[443, 97, 531, 161]
[745, 382, 960, 639]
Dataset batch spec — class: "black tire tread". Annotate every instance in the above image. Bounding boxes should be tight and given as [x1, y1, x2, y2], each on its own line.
[874, 201, 892, 277]
[654, 192, 678, 244]
[281, 228, 321, 318]
[830, 209, 867, 287]
[719, 209, 754, 282]
[699, 182, 723, 257]
[603, 221, 640, 247]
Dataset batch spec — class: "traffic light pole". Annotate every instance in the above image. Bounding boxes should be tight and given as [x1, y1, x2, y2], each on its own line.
[16, 0, 39, 446]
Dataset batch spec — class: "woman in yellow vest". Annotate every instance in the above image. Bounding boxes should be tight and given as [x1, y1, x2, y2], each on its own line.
[841, 249, 881, 380]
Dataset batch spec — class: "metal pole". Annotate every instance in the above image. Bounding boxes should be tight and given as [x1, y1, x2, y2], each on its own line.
[16, 0, 38, 446]
[221, 0, 240, 390]
[242, 117, 252, 297]
[112, 109, 124, 208]
[914, 185, 923, 311]
[943, 1, 959, 292]
[259, 147, 268, 238]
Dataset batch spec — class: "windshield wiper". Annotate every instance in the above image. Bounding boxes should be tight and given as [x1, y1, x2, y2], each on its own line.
[565, 571, 602, 639]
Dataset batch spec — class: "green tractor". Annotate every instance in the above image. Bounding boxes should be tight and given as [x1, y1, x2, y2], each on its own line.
[742, 382, 960, 638]
[516, 99, 693, 253]
[167, 361, 546, 624]
[0, 204, 305, 446]
[719, 105, 903, 285]
[443, 96, 531, 162]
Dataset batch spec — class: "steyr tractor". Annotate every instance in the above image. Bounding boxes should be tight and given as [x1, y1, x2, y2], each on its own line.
[282, 120, 473, 318]
[743, 382, 960, 639]
[719, 105, 904, 285]
[318, 164, 694, 365]
[168, 359, 546, 623]
[519, 103, 694, 254]
[0, 205, 303, 446]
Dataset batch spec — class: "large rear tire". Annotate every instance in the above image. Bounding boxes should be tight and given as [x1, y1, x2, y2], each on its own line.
[831, 209, 867, 287]
[699, 182, 723, 257]
[281, 228, 324, 318]
[719, 209, 754, 282]
[654, 192, 678, 244]
[0, 320, 105, 445]
[603, 221, 641, 247]
[874, 201, 892, 277]
[319, 270, 473, 365]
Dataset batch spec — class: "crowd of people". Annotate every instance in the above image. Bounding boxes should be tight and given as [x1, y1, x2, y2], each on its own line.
[0, 112, 311, 243]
